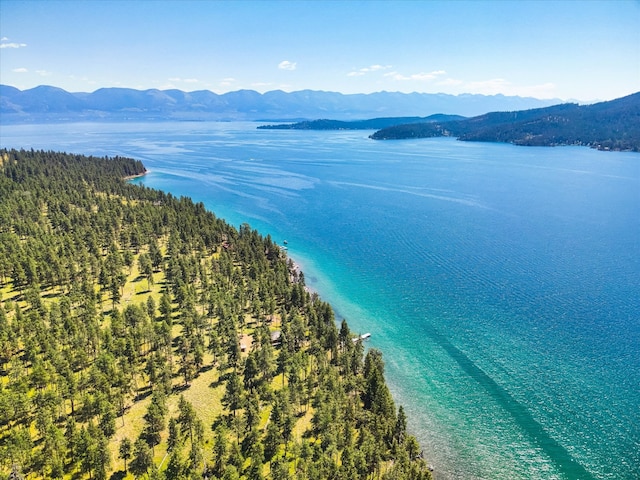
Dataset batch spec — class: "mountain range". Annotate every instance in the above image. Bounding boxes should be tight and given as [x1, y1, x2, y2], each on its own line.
[0, 85, 562, 122]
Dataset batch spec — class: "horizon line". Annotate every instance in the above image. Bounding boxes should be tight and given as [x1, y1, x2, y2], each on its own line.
[1, 83, 592, 103]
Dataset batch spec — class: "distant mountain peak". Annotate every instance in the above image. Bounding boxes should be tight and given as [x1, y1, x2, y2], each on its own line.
[1, 84, 564, 122]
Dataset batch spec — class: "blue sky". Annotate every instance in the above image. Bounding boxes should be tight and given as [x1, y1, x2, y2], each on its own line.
[1, 0, 638, 101]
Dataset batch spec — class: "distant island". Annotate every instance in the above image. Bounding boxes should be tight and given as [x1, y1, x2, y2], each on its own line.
[369, 92, 640, 152]
[257, 114, 466, 130]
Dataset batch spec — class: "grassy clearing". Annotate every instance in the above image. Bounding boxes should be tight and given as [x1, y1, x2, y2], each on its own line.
[178, 354, 225, 431]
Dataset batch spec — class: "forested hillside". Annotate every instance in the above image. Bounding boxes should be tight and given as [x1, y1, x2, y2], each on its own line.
[257, 114, 466, 130]
[370, 92, 640, 151]
[0, 149, 431, 480]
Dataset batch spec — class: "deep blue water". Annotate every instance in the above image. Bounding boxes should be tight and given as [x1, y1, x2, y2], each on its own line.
[1, 122, 639, 479]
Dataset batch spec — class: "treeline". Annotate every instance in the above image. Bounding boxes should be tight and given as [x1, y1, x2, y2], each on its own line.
[370, 91, 640, 152]
[257, 114, 465, 131]
[0, 149, 432, 479]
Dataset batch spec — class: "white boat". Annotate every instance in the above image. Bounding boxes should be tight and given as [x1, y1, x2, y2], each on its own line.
[352, 332, 372, 343]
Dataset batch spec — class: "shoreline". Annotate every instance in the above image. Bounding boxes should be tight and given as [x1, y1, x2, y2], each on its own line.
[286, 249, 441, 478]
[123, 169, 149, 180]
[286, 255, 314, 296]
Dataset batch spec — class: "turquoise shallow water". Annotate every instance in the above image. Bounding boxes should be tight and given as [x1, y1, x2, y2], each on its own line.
[1, 121, 639, 479]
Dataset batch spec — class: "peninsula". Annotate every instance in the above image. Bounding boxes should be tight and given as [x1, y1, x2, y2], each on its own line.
[257, 114, 466, 130]
[0, 149, 432, 480]
[369, 92, 640, 152]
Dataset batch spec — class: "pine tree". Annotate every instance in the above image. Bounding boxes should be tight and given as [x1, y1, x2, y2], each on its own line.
[129, 438, 152, 478]
[118, 437, 132, 473]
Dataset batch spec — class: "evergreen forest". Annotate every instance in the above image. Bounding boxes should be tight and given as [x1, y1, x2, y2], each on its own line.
[256, 115, 466, 131]
[370, 91, 640, 151]
[0, 149, 432, 480]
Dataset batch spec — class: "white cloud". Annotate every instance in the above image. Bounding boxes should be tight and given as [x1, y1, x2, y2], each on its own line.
[12, 67, 28, 73]
[464, 78, 557, 97]
[278, 60, 297, 71]
[348, 64, 392, 77]
[0, 41, 27, 49]
[379, 70, 556, 98]
[36, 70, 52, 77]
[219, 77, 236, 87]
[433, 76, 557, 98]
[385, 70, 447, 81]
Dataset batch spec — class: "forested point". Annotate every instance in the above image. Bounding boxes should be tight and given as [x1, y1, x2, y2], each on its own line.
[370, 91, 640, 152]
[256, 115, 466, 131]
[0, 149, 432, 480]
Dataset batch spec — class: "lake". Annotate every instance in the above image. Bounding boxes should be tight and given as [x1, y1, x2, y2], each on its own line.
[1, 121, 639, 479]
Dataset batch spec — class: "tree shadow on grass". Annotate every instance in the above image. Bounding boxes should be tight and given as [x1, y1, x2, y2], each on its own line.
[172, 383, 190, 394]
[134, 388, 152, 402]
[200, 363, 214, 373]
[42, 291, 62, 299]
[110, 471, 127, 480]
